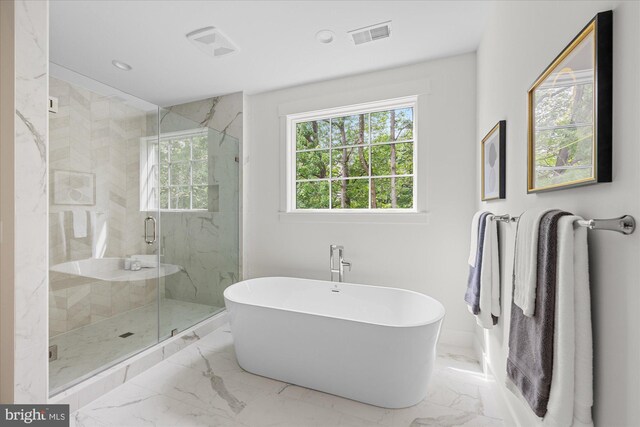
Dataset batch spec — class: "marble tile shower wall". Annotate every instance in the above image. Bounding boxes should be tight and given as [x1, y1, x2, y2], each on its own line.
[48, 77, 154, 337]
[159, 94, 242, 308]
[13, 0, 49, 402]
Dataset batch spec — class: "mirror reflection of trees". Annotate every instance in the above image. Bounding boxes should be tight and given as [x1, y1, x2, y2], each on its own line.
[295, 108, 414, 209]
[534, 54, 594, 189]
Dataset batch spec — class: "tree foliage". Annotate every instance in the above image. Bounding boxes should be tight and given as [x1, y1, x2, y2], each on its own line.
[295, 108, 414, 209]
[158, 134, 209, 210]
[534, 78, 594, 188]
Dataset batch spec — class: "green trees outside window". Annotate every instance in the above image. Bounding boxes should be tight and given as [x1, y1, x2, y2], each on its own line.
[157, 132, 209, 210]
[295, 106, 414, 210]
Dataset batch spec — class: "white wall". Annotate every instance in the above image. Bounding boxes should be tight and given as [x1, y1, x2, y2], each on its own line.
[476, 2, 640, 425]
[245, 53, 478, 344]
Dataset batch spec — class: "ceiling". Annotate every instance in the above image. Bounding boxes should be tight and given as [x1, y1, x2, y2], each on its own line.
[50, 1, 492, 107]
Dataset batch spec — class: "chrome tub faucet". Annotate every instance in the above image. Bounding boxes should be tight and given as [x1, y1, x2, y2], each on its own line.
[330, 245, 351, 283]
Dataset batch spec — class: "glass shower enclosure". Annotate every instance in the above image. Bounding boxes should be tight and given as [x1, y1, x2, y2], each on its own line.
[47, 69, 239, 394]
[156, 108, 240, 339]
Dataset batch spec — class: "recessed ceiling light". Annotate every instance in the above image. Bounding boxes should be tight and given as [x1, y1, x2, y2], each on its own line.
[316, 30, 335, 44]
[111, 60, 132, 71]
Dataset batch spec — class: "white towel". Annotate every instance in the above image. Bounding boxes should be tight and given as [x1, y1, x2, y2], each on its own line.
[572, 221, 593, 427]
[90, 211, 107, 258]
[543, 216, 593, 427]
[477, 214, 500, 328]
[513, 209, 550, 316]
[468, 211, 486, 267]
[71, 208, 88, 238]
[57, 211, 67, 259]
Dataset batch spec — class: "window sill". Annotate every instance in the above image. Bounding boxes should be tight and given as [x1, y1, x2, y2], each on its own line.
[278, 211, 429, 224]
[158, 209, 208, 213]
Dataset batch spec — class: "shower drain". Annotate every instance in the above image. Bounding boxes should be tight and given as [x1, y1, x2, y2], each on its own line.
[119, 332, 134, 338]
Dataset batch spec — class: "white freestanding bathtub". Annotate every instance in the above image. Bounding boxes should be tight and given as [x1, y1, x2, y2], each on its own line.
[223, 277, 445, 408]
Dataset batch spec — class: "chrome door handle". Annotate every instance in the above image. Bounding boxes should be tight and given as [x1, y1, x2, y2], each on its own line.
[144, 216, 156, 245]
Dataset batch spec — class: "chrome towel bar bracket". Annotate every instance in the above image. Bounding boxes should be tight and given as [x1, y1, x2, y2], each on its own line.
[576, 215, 635, 235]
[490, 214, 518, 223]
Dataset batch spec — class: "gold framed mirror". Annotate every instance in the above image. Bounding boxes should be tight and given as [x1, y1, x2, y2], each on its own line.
[527, 11, 612, 193]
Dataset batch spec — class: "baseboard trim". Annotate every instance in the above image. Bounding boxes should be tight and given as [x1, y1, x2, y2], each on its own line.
[439, 328, 475, 348]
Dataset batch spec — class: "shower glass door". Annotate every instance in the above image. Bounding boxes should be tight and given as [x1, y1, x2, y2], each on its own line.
[157, 109, 239, 339]
[48, 71, 161, 394]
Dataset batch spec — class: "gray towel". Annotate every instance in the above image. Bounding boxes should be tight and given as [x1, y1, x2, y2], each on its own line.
[507, 210, 570, 417]
[465, 212, 491, 314]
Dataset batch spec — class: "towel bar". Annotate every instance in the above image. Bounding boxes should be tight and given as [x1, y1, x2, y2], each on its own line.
[491, 214, 636, 235]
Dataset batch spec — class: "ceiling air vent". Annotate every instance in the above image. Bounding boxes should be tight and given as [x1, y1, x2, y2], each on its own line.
[186, 27, 238, 58]
[348, 21, 392, 45]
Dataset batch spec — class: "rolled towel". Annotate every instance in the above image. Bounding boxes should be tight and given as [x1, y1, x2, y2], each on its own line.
[131, 254, 158, 268]
[512, 208, 552, 316]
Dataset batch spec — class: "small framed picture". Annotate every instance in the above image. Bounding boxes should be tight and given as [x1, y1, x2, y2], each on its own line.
[53, 170, 96, 205]
[481, 120, 506, 201]
[527, 11, 612, 192]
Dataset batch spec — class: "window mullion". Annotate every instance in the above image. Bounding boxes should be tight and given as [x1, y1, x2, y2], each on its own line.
[329, 117, 332, 210]
[167, 141, 172, 210]
[189, 137, 193, 210]
[368, 113, 372, 209]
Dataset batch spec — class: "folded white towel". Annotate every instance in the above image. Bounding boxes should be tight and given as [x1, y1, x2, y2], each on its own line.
[477, 214, 500, 328]
[468, 211, 486, 267]
[71, 208, 88, 238]
[513, 209, 550, 317]
[543, 216, 592, 427]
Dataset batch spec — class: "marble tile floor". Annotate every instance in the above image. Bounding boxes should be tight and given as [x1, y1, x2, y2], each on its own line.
[51, 299, 221, 392]
[70, 323, 506, 427]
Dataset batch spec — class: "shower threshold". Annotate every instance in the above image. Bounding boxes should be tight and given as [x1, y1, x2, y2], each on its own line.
[49, 298, 220, 393]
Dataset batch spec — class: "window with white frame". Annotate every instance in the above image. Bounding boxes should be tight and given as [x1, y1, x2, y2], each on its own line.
[140, 129, 209, 211]
[287, 97, 417, 211]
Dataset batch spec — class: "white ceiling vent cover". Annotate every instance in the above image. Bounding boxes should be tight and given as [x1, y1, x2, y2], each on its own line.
[348, 21, 392, 45]
[186, 27, 238, 58]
